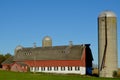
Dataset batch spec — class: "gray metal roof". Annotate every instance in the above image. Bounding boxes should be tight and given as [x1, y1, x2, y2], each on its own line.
[14, 45, 86, 61]
[2, 56, 14, 65]
[16, 62, 28, 66]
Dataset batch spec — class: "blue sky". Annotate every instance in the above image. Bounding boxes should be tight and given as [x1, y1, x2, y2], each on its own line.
[0, 0, 120, 66]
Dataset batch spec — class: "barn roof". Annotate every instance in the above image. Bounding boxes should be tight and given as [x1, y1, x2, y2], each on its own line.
[14, 44, 91, 61]
[2, 56, 14, 65]
[15, 62, 28, 66]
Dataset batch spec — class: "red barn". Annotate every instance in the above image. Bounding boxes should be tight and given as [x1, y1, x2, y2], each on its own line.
[2, 44, 93, 75]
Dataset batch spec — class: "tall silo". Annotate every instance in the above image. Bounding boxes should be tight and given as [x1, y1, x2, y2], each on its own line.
[42, 36, 52, 47]
[98, 11, 118, 77]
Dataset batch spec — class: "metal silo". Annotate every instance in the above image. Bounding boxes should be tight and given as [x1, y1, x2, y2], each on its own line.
[98, 11, 118, 77]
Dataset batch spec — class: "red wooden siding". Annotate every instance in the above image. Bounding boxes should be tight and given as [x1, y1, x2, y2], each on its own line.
[11, 63, 27, 72]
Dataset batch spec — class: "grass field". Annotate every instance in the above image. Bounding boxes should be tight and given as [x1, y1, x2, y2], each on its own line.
[0, 70, 120, 80]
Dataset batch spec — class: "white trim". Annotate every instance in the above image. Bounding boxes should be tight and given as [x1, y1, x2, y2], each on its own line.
[30, 66, 86, 75]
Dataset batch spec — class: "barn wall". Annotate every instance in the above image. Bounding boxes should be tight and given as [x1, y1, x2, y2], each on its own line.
[11, 63, 27, 72]
[2, 64, 12, 71]
[30, 66, 86, 75]
[2, 65, 8, 70]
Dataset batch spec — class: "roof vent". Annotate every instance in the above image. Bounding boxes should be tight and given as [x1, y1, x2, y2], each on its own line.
[69, 41, 73, 47]
[33, 42, 36, 48]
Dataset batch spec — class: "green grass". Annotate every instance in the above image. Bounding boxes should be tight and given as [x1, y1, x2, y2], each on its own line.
[0, 70, 119, 80]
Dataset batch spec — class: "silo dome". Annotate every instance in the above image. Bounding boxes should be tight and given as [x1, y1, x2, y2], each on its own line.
[42, 36, 52, 47]
[15, 45, 23, 51]
[98, 10, 116, 17]
[43, 36, 52, 41]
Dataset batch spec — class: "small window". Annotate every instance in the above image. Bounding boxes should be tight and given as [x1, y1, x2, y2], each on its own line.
[68, 67, 72, 71]
[41, 67, 45, 71]
[24, 53, 27, 55]
[54, 67, 58, 71]
[47, 67, 52, 71]
[29, 52, 32, 55]
[61, 51, 65, 53]
[30, 67, 32, 70]
[61, 67, 65, 71]
[35, 67, 39, 71]
[75, 67, 80, 71]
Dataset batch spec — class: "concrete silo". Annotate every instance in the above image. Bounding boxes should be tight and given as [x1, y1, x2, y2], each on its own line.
[42, 36, 52, 47]
[98, 11, 118, 77]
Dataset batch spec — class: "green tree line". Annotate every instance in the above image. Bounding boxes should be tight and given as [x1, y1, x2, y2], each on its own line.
[0, 53, 12, 68]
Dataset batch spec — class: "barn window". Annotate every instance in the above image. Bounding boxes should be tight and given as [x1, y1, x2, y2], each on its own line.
[24, 53, 27, 55]
[47, 67, 52, 71]
[41, 67, 45, 71]
[54, 67, 58, 71]
[35, 67, 39, 71]
[30, 67, 33, 70]
[29, 52, 32, 55]
[68, 67, 72, 71]
[61, 67, 65, 71]
[24, 52, 32, 56]
[61, 51, 65, 53]
[58, 50, 65, 53]
[75, 67, 80, 71]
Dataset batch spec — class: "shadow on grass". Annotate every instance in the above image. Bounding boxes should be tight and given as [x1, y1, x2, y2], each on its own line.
[92, 73, 99, 77]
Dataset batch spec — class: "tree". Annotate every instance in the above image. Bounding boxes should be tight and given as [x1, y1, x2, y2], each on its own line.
[0, 53, 12, 68]
[4, 53, 12, 59]
[0, 54, 5, 68]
